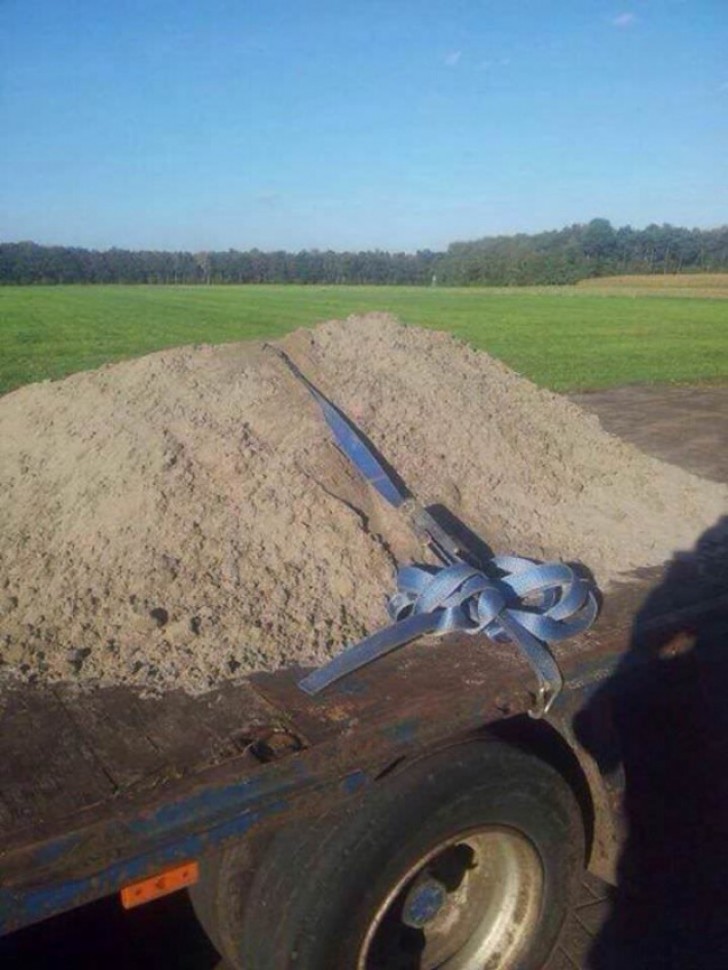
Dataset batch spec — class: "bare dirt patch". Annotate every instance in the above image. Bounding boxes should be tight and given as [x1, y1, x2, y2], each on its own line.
[571, 384, 728, 484]
[1, 314, 725, 694]
[576, 273, 728, 298]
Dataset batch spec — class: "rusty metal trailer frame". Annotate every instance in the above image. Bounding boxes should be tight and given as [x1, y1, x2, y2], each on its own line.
[1, 563, 720, 939]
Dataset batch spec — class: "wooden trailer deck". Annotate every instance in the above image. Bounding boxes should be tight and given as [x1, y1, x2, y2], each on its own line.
[0, 630, 544, 857]
[0, 678, 276, 855]
[2, 558, 708, 913]
[2, 558, 677, 937]
[3, 617, 575, 928]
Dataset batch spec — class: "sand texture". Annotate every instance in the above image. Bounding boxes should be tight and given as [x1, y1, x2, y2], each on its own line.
[1, 314, 725, 694]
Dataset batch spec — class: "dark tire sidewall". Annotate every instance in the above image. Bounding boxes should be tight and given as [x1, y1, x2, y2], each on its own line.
[239, 740, 584, 970]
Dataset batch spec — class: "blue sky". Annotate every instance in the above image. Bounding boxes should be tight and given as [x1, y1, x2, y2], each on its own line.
[1, 0, 726, 251]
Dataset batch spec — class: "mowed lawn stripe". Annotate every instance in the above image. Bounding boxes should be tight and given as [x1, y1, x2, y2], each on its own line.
[0, 284, 726, 395]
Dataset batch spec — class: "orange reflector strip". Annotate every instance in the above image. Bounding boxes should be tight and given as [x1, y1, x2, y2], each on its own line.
[120, 861, 199, 909]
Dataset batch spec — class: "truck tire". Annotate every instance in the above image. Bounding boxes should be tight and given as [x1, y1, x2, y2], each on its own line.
[200, 740, 584, 970]
[189, 830, 274, 964]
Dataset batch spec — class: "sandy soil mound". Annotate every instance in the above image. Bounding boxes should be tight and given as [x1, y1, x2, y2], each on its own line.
[1, 314, 725, 694]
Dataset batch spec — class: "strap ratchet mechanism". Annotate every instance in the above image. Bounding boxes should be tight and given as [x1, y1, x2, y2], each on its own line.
[269, 345, 599, 718]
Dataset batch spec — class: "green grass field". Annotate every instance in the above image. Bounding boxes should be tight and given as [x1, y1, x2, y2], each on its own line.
[1, 283, 726, 396]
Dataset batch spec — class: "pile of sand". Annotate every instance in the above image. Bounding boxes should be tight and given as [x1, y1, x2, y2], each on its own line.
[1, 314, 725, 694]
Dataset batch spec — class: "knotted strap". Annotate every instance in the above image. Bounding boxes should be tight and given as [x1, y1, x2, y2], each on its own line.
[299, 557, 598, 712]
[390, 558, 596, 639]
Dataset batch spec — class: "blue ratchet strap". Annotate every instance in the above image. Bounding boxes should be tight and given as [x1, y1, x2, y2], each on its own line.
[268, 346, 406, 509]
[299, 559, 598, 715]
[268, 344, 600, 715]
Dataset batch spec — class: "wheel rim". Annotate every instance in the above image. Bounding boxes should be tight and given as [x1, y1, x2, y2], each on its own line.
[357, 826, 544, 970]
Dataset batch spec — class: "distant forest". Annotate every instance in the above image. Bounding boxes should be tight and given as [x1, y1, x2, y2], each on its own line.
[2, 220, 728, 287]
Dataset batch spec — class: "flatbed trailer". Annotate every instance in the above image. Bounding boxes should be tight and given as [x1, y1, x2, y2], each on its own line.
[1, 556, 724, 969]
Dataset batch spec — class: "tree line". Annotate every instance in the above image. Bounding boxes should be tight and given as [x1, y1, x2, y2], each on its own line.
[1, 220, 727, 287]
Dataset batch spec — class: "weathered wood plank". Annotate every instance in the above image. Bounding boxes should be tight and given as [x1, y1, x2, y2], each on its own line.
[0, 677, 289, 851]
[57, 680, 281, 794]
[0, 687, 116, 834]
